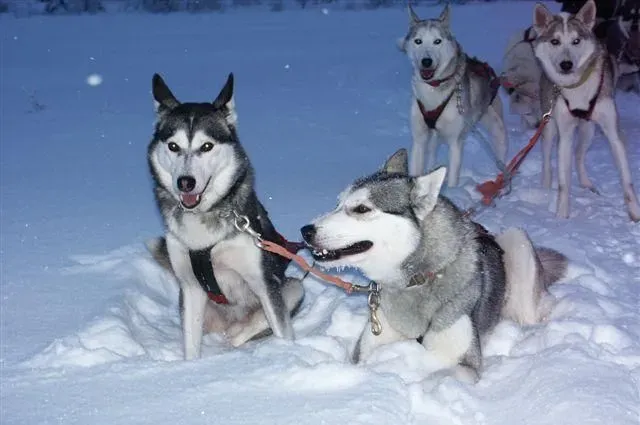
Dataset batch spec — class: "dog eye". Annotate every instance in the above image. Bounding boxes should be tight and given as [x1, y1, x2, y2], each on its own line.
[414, 38, 423, 45]
[167, 142, 180, 153]
[433, 38, 442, 45]
[200, 142, 214, 152]
[550, 38, 560, 46]
[572, 38, 581, 45]
[352, 204, 371, 214]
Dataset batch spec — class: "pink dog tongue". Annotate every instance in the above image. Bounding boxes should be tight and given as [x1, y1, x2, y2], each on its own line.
[421, 69, 435, 80]
[181, 194, 199, 207]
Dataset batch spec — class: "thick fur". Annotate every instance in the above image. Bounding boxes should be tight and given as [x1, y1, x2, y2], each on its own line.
[398, 4, 508, 187]
[502, 26, 543, 129]
[146, 73, 303, 360]
[300, 149, 568, 382]
[532, 0, 640, 221]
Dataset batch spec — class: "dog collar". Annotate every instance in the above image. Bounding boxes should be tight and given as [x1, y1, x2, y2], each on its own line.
[560, 57, 599, 90]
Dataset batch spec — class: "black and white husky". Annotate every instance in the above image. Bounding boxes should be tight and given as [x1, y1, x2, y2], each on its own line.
[146, 73, 304, 360]
[301, 149, 569, 382]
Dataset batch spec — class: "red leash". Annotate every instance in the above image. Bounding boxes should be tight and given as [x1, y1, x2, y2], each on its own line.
[475, 113, 552, 206]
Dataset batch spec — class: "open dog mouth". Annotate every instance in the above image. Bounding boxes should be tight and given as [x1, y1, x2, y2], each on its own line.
[420, 68, 435, 80]
[180, 193, 202, 209]
[178, 177, 211, 210]
[307, 241, 373, 262]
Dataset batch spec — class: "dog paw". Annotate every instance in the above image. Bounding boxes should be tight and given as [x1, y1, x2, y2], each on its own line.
[587, 186, 600, 196]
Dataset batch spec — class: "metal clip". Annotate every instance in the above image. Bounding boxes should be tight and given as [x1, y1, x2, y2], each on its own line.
[233, 211, 263, 247]
[367, 281, 382, 336]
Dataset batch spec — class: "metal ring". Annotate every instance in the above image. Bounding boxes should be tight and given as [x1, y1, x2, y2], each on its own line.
[234, 214, 250, 232]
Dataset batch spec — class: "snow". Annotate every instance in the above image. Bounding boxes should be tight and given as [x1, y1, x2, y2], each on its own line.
[1, 2, 639, 425]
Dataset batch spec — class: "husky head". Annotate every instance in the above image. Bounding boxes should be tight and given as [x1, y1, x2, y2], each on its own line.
[148, 73, 247, 212]
[300, 149, 447, 283]
[397, 4, 460, 83]
[532, 0, 599, 86]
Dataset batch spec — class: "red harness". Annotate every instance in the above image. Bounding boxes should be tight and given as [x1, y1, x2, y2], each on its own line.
[194, 231, 305, 305]
[417, 57, 500, 130]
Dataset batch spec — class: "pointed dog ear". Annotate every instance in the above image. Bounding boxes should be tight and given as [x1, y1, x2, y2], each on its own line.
[152, 73, 180, 114]
[382, 148, 409, 175]
[411, 167, 447, 220]
[408, 4, 420, 25]
[533, 2, 554, 34]
[213, 73, 237, 127]
[575, 0, 596, 31]
[438, 3, 451, 28]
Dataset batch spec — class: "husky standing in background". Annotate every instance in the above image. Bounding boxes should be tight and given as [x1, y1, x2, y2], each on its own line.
[532, 0, 640, 221]
[300, 149, 568, 383]
[501, 25, 542, 130]
[146, 73, 304, 360]
[398, 4, 508, 187]
[612, 0, 640, 92]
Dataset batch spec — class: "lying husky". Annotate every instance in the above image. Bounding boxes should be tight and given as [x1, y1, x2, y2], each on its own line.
[146, 73, 304, 360]
[532, 0, 640, 221]
[301, 149, 568, 382]
[398, 4, 508, 187]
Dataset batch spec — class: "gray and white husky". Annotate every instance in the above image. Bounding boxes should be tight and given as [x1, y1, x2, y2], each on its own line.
[532, 0, 640, 221]
[398, 4, 508, 186]
[146, 73, 304, 360]
[300, 149, 568, 382]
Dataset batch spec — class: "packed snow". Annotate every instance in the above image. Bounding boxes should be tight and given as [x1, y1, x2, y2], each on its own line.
[1, 2, 639, 425]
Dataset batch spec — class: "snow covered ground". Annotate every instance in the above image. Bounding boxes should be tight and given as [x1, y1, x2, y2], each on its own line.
[1, 2, 639, 424]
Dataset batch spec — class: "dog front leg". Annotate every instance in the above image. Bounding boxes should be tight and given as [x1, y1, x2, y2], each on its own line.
[409, 101, 431, 176]
[480, 97, 508, 163]
[575, 120, 597, 193]
[446, 135, 464, 187]
[166, 234, 208, 360]
[555, 111, 578, 219]
[541, 119, 557, 189]
[593, 99, 640, 222]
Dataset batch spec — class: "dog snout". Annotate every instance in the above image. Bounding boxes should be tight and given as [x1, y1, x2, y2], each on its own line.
[300, 224, 317, 243]
[177, 176, 196, 193]
[559, 60, 573, 72]
[421, 57, 433, 68]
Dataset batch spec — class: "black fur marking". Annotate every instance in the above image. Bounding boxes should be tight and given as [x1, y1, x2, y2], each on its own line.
[470, 232, 506, 335]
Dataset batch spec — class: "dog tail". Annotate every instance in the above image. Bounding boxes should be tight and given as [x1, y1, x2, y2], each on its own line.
[145, 236, 174, 273]
[495, 228, 568, 325]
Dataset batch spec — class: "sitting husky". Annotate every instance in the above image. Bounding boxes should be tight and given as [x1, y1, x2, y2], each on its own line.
[398, 4, 508, 187]
[146, 73, 304, 360]
[300, 149, 568, 382]
[532, 0, 640, 221]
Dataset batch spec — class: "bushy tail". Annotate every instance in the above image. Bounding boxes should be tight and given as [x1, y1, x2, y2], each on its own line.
[495, 228, 568, 325]
[145, 236, 174, 273]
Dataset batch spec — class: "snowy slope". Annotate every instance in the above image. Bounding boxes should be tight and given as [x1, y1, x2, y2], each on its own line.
[1, 2, 639, 424]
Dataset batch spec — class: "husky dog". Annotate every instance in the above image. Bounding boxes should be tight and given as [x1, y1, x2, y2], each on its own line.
[398, 4, 508, 186]
[613, 0, 640, 92]
[532, 0, 640, 221]
[300, 149, 568, 382]
[146, 73, 304, 360]
[502, 25, 542, 130]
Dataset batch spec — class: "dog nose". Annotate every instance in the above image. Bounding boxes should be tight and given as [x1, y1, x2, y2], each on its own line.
[177, 176, 196, 192]
[300, 225, 316, 242]
[560, 60, 573, 72]
[421, 57, 433, 68]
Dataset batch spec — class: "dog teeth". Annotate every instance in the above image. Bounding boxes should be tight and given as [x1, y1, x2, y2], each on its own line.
[322, 249, 328, 254]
